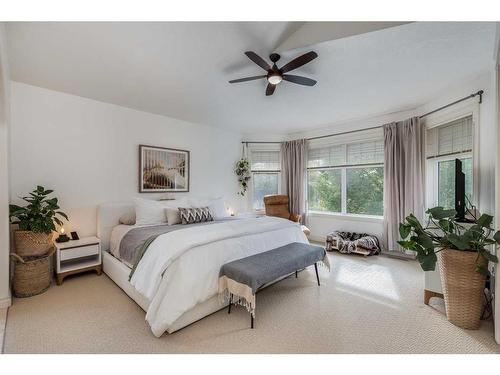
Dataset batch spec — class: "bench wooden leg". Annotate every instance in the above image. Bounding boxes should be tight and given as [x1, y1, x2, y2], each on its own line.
[314, 263, 320, 286]
[251, 313, 254, 329]
[228, 293, 232, 314]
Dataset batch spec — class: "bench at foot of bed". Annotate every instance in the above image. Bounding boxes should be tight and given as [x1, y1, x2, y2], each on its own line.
[218, 242, 330, 329]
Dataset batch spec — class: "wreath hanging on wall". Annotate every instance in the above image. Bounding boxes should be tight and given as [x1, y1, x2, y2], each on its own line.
[235, 158, 251, 196]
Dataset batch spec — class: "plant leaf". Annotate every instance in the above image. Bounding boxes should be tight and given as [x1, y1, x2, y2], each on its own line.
[417, 233, 434, 250]
[475, 265, 490, 277]
[399, 223, 411, 239]
[427, 207, 456, 220]
[481, 250, 498, 263]
[445, 233, 469, 250]
[493, 231, 500, 245]
[438, 219, 451, 232]
[416, 251, 437, 271]
[57, 211, 69, 220]
[477, 214, 493, 228]
[397, 240, 416, 251]
[406, 214, 422, 229]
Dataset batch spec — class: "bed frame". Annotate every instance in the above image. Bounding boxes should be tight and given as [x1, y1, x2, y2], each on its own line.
[97, 202, 227, 334]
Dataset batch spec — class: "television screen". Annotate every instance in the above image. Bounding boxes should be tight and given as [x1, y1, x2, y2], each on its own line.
[455, 159, 466, 221]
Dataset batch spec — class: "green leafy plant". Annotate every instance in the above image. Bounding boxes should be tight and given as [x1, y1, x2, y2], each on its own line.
[235, 158, 251, 196]
[9, 186, 68, 234]
[398, 207, 499, 275]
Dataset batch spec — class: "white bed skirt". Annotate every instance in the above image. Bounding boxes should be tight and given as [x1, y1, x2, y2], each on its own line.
[102, 251, 227, 334]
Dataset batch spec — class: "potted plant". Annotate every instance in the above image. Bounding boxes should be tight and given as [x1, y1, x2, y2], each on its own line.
[398, 207, 499, 329]
[235, 158, 251, 196]
[9, 186, 68, 257]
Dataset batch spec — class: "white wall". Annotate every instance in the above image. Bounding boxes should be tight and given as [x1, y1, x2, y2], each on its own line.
[0, 24, 11, 307]
[9, 82, 245, 237]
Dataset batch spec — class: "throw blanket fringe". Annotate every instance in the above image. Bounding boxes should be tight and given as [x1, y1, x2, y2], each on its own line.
[318, 255, 331, 271]
[218, 276, 256, 315]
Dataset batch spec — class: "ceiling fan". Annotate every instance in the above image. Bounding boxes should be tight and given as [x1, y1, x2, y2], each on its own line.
[229, 51, 318, 96]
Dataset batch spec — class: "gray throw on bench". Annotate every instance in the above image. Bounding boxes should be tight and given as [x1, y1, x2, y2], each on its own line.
[218, 242, 330, 320]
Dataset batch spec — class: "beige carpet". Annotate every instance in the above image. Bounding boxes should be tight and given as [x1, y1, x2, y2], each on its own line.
[4, 252, 499, 354]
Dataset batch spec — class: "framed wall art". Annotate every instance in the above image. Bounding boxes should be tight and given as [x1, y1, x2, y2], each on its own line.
[139, 145, 190, 193]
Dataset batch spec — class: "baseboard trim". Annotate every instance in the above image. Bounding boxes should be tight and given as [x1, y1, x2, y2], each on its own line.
[381, 250, 416, 260]
[308, 235, 325, 243]
[0, 298, 11, 308]
[0, 293, 12, 308]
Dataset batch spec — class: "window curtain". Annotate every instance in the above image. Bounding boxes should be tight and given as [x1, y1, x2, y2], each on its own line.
[382, 117, 425, 252]
[281, 139, 308, 224]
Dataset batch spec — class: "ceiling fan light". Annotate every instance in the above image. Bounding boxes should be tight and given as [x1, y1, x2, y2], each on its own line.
[267, 74, 282, 85]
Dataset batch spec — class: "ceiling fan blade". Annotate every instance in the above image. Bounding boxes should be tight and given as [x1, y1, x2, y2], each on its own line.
[266, 83, 276, 96]
[282, 74, 317, 86]
[280, 51, 318, 73]
[229, 75, 267, 84]
[245, 51, 271, 71]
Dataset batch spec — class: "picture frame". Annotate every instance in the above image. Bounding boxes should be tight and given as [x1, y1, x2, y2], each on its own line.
[139, 145, 190, 193]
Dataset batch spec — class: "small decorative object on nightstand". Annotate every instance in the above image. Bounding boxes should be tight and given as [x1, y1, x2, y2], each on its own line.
[55, 236, 102, 285]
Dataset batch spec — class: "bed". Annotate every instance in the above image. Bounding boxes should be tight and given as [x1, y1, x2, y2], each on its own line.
[97, 201, 308, 337]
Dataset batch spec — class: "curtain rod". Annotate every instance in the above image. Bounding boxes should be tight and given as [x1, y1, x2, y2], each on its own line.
[242, 90, 484, 145]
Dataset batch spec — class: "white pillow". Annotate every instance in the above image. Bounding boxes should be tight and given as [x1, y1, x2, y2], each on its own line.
[165, 208, 181, 225]
[208, 197, 227, 219]
[134, 198, 167, 226]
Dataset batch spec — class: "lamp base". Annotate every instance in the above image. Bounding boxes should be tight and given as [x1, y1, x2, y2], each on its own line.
[56, 234, 70, 243]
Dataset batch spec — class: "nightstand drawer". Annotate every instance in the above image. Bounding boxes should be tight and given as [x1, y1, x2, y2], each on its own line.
[60, 244, 99, 261]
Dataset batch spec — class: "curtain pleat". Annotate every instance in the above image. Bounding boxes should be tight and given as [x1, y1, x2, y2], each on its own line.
[382, 117, 425, 252]
[281, 139, 308, 224]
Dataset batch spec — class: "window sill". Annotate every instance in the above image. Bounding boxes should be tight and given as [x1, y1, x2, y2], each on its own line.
[307, 211, 384, 223]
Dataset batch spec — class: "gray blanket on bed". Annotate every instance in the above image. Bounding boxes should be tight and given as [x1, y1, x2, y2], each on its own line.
[120, 219, 237, 279]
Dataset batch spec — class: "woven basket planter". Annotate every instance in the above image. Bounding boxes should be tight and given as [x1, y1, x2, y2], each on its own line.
[14, 230, 53, 257]
[10, 247, 55, 298]
[437, 248, 487, 330]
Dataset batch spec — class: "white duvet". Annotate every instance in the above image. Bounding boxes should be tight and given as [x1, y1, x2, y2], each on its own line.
[129, 216, 307, 337]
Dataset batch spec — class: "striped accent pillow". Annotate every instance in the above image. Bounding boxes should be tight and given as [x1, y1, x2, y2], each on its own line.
[178, 207, 213, 225]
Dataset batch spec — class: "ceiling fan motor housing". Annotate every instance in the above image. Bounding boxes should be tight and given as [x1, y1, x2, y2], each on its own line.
[269, 53, 281, 63]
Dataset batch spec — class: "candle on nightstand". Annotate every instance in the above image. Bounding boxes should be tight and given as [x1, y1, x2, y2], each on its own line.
[56, 226, 70, 243]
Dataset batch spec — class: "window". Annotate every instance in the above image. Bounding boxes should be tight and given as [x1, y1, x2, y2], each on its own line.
[346, 167, 384, 215]
[307, 139, 384, 216]
[250, 150, 280, 210]
[426, 115, 474, 209]
[308, 169, 342, 212]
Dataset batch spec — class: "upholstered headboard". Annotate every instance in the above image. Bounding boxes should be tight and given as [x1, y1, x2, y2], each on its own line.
[97, 202, 134, 252]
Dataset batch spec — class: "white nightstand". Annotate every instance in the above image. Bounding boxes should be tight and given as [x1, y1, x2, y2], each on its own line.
[55, 236, 102, 285]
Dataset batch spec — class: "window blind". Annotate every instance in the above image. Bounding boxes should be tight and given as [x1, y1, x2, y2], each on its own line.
[250, 150, 280, 171]
[427, 115, 473, 158]
[308, 139, 383, 168]
[347, 140, 384, 165]
[308, 145, 345, 168]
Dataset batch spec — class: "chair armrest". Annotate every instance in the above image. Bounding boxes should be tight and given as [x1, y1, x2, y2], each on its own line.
[289, 213, 301, 223]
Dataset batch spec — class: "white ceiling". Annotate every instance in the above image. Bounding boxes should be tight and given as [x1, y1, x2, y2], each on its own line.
[6, 22, 496, 135]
